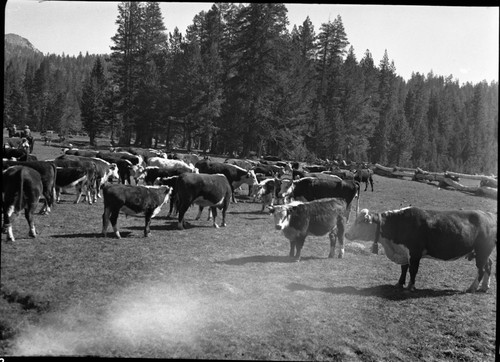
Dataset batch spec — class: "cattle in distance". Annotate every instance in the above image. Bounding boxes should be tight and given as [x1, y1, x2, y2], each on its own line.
[176, 172, 232, 230]
[2, 166, 43, 241]
[345, 207, 497, 292]
[269, 198, 349, 261]
[102, 184, 172, 238]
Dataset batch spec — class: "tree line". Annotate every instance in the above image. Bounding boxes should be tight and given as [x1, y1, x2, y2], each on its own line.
[3, 2, 498, 174]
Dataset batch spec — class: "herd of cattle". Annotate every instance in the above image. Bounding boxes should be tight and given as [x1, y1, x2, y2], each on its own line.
[1, 141, 497, 294]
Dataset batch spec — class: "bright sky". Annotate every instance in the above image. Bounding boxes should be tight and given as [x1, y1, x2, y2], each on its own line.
[4, 1, 499, 85]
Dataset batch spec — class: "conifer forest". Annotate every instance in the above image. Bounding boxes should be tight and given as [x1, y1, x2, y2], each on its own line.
[3, 2, 498, 174]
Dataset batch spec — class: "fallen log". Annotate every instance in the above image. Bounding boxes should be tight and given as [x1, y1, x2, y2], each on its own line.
[445, 171, 497, 183]
[475, 186, 498, 199]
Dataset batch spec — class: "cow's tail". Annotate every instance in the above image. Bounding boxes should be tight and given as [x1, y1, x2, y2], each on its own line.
[354, 181, 360, 217]
[18, 167, 25, 212]
[50, 162, 57, 208]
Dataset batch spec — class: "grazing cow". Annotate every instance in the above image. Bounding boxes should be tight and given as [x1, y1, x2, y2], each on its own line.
[252, 178, 279, 212]
[354, 168, 374, 192]
[2, 166, 43, 241]
[269, 198, 348, 261]
[51, 155, 97, 204]
[176, 172, 232, 230]
[278, 177, 360, 220]
[195, 159, 257, 203]
[2, 160, 57, 214]
[102, 184, 172, 238]
[55, 167, 87, 203]
[345, 207, 497, 292]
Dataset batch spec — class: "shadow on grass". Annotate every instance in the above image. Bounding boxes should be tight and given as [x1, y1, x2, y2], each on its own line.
[51, 231, 131, 238]
[286, 282, 462, 300]
[228, 210, 268, 215]
[217, 254, 324, 265]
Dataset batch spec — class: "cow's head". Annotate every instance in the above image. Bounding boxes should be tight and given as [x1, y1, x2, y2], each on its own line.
[345, 209, 377, 241]
[268, 205, 291, 230]
[107, 163, 120, 182]
[277, 178, 294, 199]
[246, 169, 258, 185]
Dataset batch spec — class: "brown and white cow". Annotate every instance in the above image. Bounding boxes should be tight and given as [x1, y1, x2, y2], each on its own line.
[176, 172, 232, 230]
[102, 184, 172, 238]
[345, 207, 497, 292]
[252, 178, 279, 212]
[269, 198, 348, 261]
[2, 166, 43, 241]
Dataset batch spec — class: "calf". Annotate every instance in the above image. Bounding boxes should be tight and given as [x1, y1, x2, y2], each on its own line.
[269, 198, 348, 261]
[2, 166, 43, 241]
[345, 207, 497, 292]
[354, 168, 374, 192]
[278, 177, 360, 220]
[176, 172, 232, 230]
[102, 184, 172, 238]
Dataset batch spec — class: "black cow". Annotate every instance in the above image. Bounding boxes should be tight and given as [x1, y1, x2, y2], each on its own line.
[176, 172, 232, 230]
[345, 207, 497, 292]
[2, 166, 43, 241]
[51, 155, 97, 204]
[2, 160, 57, 214]
[278, 177, 360, 220]
[102, 184, 172, 238]
[55, 167, 88, 203]
[354, 168, 374, 192]
[139, 166, 185, 185]
[269, 198, 348, 261]
[195, 159, 257, 203]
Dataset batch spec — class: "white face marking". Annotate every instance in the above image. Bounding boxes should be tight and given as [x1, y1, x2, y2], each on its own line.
[272, 206, 291, 230]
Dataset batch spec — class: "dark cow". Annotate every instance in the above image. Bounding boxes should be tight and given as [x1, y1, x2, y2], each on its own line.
[97, 151, 144, 185]
[345, 207, 497, 292]
[278, 177, 360, 220]
[2, 166, 43, 241]
[195, 159, 257, 203]
[326, 169, 355, 180]
[153, 175, 180, 218]
[303, 172, 343, 182]
[102, 184, 172, 238]
[253, 163, 286, 178]
[176, 172, 232, 230]
[269, 198, 348, 261]
[55, 167, 88, 203]
[137, 166, 187, 186]
[2, 160, 57, 214]
[354, 168, 374, 192]
[51, 155, 97, 204]
[303, 164, 328, 173]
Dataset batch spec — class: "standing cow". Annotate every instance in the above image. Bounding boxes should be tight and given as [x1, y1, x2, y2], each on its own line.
[354, 168, 374, 192]
[102, 184, 172, 238]
[176, 172, 232, 230]
[345, 207, 497, 292]
[269, 198, 348, 261]
[2, 166, 43, 241]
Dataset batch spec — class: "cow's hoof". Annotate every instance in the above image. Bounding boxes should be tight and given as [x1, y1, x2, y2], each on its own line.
[407, 285, 416, 292]
[28, 232, 36, 238]
[395, 283, 405, 289]
[213, 224, 219, 228]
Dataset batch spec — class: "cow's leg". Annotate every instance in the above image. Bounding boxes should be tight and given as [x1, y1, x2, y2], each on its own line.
[75, 182, 84, 204]
[364, 182, 368, 192]
[478, 258, 493, 292]
[397, 265, 409, 288]
[102, 207, 111, 237]
[407, 255, 421, 292]
[336, 216, 345, 258]
[370, 178, 374, 192]
[3, 205, 16, 241]
[109, 210, 121, 238]
[144, 212, 153, 237]
[328, 229, 337, 258]
[211, 207, 219, 228]
[177, 202, 190, 230]
[56, 187, 61, 203]
[220, 204, 228, 227]
[25, 206, 37, 237]
[288, 239, 296, 258]
[468, 256, 492, 293]
[294, 237, 306, 262]
[195, 206, 204, 220]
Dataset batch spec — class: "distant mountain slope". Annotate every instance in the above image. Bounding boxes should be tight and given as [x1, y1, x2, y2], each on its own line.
[5, 33, 43, 58]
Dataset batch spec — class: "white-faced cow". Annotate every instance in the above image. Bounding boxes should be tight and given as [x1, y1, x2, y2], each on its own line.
[269, 198, 348, 261]
[2, 160, 57, 214]
[195, 159, 257, 203]
[51, 155, 97, 204]
[252, 178, 279, 213]
[176, 172, 232, 230]
[102, 184, 172, 238]
[278, 177, 360, 220]
[2, 166, 43, 241]
[345, 207, 497, 292]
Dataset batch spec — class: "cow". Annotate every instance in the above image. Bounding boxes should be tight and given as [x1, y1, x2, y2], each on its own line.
[354, 168, 374, 192]
[2, 166, 43, 241]
[253, 163, 286, 178]
[56, 154, 119, 201]
[224, 158, 256, 171]
[2, 160, 57, 214]
[97, 152, 139, 185]
[345, 207, 497, 292]
[251, 178, 279, 212]
[326, 169, 355, 180]
[278, 177, 360, 220]
[147, 157, 197, 173]
[51, 155, 97, 204]
[136, 166, 188, 186]
[3, 137, 30, 153]
[64, 149, 99, 157]
[303, 172, 343, 182]
[303, 164, 328, 173]
[195, 159, 257, 203]
[101, 184, 172, 238]
[176, 172, 232, 230]
[55, 167, 87, 203]
[269, 198, 349, 261]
